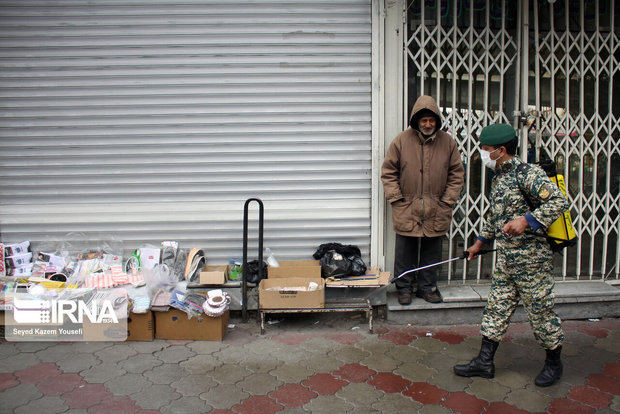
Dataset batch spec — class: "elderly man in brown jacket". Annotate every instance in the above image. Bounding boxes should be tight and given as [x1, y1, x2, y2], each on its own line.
[381, 95, 464, 304]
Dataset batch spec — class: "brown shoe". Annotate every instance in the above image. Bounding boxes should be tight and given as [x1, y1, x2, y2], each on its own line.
[398, 292, 412, 305]
[417, 289, 442, 303]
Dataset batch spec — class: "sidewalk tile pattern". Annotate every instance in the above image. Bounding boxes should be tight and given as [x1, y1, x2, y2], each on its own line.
[0, 315, 619, 413]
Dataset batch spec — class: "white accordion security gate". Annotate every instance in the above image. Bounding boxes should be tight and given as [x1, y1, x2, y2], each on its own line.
[405, 0, 619, 282]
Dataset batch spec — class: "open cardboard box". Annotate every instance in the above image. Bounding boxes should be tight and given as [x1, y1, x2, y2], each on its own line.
[199, 265, 229, 285]
[154, 308, 228, 341]
[259, 277, 325, 309]
[262, 260, 324, 309]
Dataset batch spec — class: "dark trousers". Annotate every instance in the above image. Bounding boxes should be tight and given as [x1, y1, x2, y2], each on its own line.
[394, 234, 442, 294]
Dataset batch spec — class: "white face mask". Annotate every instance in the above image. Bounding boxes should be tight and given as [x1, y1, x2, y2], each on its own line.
[480, 148, 501, 170]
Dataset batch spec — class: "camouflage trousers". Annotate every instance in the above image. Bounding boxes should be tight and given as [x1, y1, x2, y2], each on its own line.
[481, 259, 564, 350]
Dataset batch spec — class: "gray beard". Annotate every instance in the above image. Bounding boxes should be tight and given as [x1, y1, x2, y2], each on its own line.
[420, 128, 436, 137]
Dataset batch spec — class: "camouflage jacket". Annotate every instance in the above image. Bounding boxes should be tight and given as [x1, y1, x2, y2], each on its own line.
[479, 157, 569, 265]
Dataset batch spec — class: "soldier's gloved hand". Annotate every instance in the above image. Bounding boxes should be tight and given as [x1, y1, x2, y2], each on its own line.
[502, 216, 529, 236]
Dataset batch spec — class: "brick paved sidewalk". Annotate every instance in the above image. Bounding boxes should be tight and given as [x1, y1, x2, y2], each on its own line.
[0, 315, 619, 413]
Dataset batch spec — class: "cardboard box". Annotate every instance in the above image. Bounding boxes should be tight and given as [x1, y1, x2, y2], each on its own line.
[84, 312, 154, 342]
[154, 308, 228, 341]
[325, 269, 391, 288]
[268, 260, 321, 279]
[199, 265, 228, 285]
[81, 319, 128, 341]
[259, 277, 325, 309]
[126, 311, 154, 341]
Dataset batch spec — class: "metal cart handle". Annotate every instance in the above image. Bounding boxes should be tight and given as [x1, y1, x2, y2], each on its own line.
[242, 198, 264, 322]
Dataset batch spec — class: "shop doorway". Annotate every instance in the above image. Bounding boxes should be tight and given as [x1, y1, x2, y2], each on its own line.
[405, 0, 619, 281]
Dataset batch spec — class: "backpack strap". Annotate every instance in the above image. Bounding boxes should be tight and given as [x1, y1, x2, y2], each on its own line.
[515, 162, 535, 211]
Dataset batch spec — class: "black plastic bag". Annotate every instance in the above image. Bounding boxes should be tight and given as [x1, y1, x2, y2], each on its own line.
[313, 243, 367, 278]
[244, 260, 267, 284]
[313, 243, 362, 261]
[320, 251, 351, 278]
[348, 255, 367, 276]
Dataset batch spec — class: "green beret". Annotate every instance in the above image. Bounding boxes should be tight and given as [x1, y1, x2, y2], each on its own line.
[479, 124, 516, 146]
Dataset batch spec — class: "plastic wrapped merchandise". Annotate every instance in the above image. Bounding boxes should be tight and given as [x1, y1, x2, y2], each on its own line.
[142, 264, 176, 298]
[264, 247, 279, 267]
[183, 292, 208, 319]
[169, 281, 189, 313]
[4, 241, 30, 256]
[228, 257, 242, 281]
[173, 249, 188, 281]
[160, 241, 179, 269]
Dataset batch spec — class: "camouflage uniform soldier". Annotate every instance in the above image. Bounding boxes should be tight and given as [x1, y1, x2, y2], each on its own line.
[453, 124, 569, 387]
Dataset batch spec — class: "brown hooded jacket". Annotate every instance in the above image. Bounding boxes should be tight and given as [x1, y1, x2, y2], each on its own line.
[381, 95, 465, 237]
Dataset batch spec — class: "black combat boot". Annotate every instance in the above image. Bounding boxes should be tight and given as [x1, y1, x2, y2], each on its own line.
[453, 337, 499, 379]
[535, 346, 563, 387]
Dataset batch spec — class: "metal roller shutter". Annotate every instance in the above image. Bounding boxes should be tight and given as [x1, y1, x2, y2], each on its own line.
[0, 0, 373, 264]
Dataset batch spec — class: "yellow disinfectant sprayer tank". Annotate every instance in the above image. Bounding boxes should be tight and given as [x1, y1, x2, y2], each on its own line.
[548, 174, 576, 247]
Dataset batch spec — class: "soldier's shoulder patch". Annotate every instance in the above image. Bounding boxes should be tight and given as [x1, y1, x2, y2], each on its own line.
[516, 163, 531, 177]
[516, 162, 531, 172]
[539, 184, 551, 199]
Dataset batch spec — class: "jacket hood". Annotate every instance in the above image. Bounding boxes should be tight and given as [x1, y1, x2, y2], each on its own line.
[409, 95, 443, 133]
